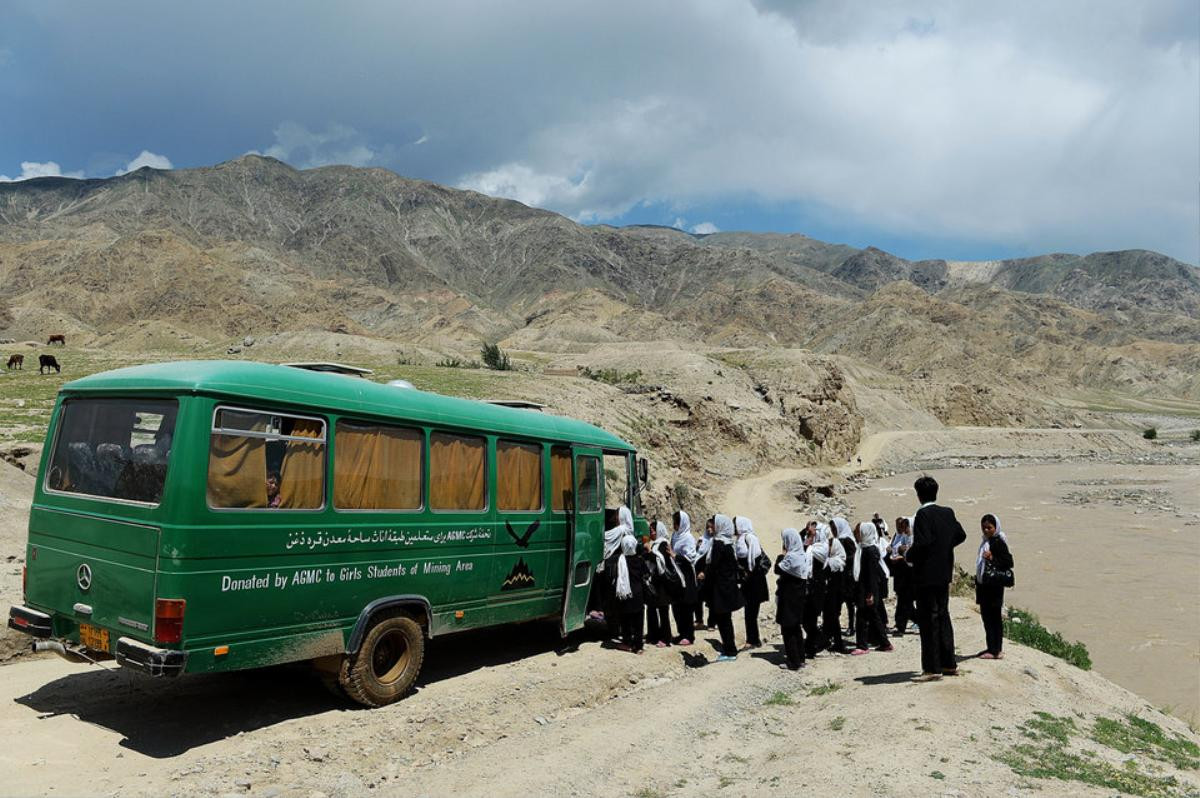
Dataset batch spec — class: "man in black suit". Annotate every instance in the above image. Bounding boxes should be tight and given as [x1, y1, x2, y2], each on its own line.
[905, 476, 967, 680]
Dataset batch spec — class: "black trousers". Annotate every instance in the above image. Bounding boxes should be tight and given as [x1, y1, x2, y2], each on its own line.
[894, 582, 916, 633]
[915, 584, 956, 673]
[620, 611, 643, 652]
[802, 594, 824, 657]
[694, 603, 705, 626]
[672, 602, 695, 642]
[780, 624, 805, 668]
[711, 610, 737, 656]
[876, 591, 889, 634]
[844, 589, 856, 631]
[822, 588, 846, 651]
[646, 604, 671, 644]
[981, 602, 1004, 655]
[744, 600, 762, 646]
[855, 598, 890, 650]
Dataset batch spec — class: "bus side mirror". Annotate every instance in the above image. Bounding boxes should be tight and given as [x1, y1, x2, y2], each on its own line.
[637, 457, 649, 487]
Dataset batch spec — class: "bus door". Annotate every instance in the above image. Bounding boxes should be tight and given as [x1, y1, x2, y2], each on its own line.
[561, 446, 604, 635]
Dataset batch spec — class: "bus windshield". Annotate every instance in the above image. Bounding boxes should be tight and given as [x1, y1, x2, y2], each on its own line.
[45, 398, 178, 505]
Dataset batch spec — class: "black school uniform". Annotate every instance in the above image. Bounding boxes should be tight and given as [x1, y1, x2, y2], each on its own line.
[854, 546, 891, 650]
[645, 543, 676, 645]
[840, 536, 858, 631]
[672, 553, 699, 642]
[612, 553, 647, 652]
[975, 535, 1013, 656]
[694, 547, 712, 625]
[774, 563, 807, 669]
[706, 540, 742, 656]
[738, 552, 769, 648]
[804, 554, 827, 657]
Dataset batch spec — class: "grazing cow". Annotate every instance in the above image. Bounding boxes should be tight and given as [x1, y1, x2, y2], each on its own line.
[6, 354, 23, 370]
[39, 354, 61, 374]
[47, 334, 65, 346]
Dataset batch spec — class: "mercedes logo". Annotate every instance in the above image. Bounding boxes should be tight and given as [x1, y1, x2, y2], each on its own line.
[76, 563, 93, 591]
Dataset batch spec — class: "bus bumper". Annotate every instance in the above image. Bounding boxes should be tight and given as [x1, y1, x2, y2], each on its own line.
[7, 605, 52, 638]
[115, 637, 187, 678]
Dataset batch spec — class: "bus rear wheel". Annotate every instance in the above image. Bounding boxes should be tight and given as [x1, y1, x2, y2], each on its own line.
[339, 615, 425, 707]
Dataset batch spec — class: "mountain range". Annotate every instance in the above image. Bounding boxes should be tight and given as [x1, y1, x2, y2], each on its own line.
[1, 155, 1197, 398]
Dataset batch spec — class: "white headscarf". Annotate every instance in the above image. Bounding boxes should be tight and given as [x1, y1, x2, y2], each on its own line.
[853, 521, 879, 582]
[826, 534, 847, 572]
[696, 519, 714, 559]
[778, 528, 812, 579]
[708, 514, 735, 563]
[809, 523, 831, 565]
[615, 534, 638, 600]
[655, 520, 685, 583]
[976, 515, 1008, 580]
[600, 505, 635, 571]
[671, 511, 699, 563]
[832, 517, 853, 541]
[734, 516, 763, 564]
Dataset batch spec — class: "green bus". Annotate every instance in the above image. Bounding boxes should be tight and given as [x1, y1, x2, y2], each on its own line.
[8, 361, 649, 706]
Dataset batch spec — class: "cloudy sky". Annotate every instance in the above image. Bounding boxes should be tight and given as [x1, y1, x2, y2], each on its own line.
[2, 0, 1197, 263]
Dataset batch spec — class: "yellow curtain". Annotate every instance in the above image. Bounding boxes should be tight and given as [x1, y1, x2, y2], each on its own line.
[429, 433, 486, 510]
[207, 434, 268, 508]
[278, 419, 325, 509]
[497, 441, 543, 511]
[334, 422, 422, 509]
[550, 447, 573, 512]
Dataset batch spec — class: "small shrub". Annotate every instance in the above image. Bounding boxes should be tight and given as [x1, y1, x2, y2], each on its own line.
[1005, 608, 1092, 670]
[764, 690, 793, 706]
[436, 357, 463, 368]
[1143, 427, 1158, 440]
[579, 365, 642, 385]
[829, 716, 846, 731]
[480, 342, 512, 371]
[1190, 430, 1200, 442]
[809, 680, 842, 697]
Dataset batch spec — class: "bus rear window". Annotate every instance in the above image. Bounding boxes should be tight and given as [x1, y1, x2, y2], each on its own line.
[45, 398, 178, 505]
[208, 408, 326, 510]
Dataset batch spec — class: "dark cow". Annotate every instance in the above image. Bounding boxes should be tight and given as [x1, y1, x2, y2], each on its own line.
[47, 334, 65, 346]
[6, 354, 22, 370]
[39, 354, 61, 374]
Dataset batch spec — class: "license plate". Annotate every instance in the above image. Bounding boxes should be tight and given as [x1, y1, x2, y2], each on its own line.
[79, 623, 109, 652]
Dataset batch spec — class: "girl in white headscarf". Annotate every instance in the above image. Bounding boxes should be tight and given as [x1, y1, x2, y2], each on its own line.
[613, 534, 646, 653]
[774, 528, 811, 670]
[832, 517, 857, 635]
[670, 510, 699, 645]
[975, 513, 1013, 660]
[592, 505, 636, 631]
[646, 521, 682, 647]
[694, 516, 716, 629]
[820, 523, 849, 653]
[850, 522, 894, 656]
[800, 521, 827, 658]
[701, 514, 742, 660]
[889, 516, 917, 635]
[734, 516, 769, 649]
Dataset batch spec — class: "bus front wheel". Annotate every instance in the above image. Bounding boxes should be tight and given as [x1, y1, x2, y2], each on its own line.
[339, 614, 425, 707]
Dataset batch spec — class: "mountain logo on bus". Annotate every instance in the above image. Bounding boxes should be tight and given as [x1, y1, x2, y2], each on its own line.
[500, 558, 535, 591]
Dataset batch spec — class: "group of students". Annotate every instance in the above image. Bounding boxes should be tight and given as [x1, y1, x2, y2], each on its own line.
[594, 476, 1015, 678]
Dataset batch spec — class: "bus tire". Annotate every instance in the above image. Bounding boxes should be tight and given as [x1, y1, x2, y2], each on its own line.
[339, 614, 424, 707]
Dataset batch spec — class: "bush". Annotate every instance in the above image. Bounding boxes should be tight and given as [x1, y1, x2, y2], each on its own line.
[1191, 429, 1200, 442]
[579, 365, 642, 385]
[479, 342, 512, 371]
[436, 357, 462, 368]
[1004, 607, 1092, 669]
[1142, 427, 1157, 440]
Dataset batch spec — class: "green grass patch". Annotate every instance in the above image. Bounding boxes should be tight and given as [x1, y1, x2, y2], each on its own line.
[1004, 607, 1092, 670]
[1020, 711, 1078, 744]
[994, 743, 1182, 797]
[929, 771, 945, 780]
[829, 716, 845, 731]
[808, 680, 842, 697]
[764, 690, 793, 706]
[1091, 715, 1200, 771]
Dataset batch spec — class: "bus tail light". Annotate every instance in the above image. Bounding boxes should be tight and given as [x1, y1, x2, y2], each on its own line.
[154, 598, 186, 644]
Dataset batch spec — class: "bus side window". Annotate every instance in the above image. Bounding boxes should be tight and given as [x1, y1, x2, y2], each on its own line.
[429, 431, 487, 511]
[550, 446, 573, 512]
[334, 420, 423, 510]
[208, 408, 326, 510]
[576, 457, 602, 513]
[497, 440, 543, 512]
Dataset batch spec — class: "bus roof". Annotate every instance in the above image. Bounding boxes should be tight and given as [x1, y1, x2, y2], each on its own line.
[60, 360, 634, 451]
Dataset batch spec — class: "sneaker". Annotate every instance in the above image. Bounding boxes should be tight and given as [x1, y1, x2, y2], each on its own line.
[850, 648, 870, 656]
[716, 654, 737, 662]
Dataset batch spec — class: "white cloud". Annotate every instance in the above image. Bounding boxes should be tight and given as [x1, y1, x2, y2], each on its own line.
[263, 122, 376, 169]
[691, 222, 720, 234]
[0, 160, 84, 182]
[115, 150, 173, 175]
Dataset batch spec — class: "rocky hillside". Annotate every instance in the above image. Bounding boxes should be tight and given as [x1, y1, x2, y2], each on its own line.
[1, 155, 1197, 401]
